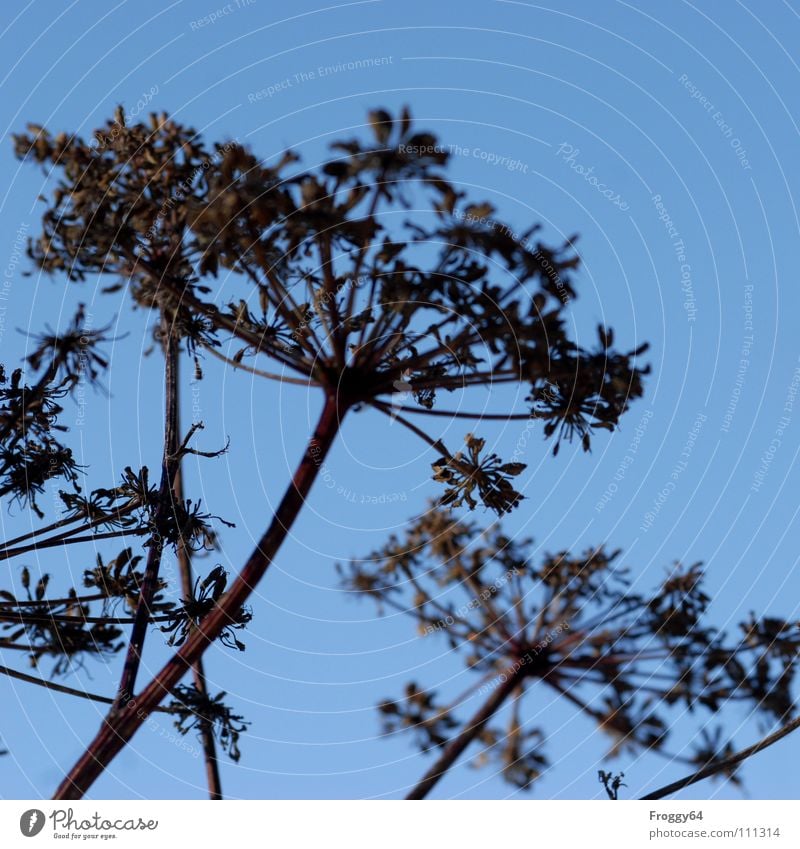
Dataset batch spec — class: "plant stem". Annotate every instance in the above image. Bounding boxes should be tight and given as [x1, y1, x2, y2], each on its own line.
[172, 356, 223, 800]
[0, 663, 172, 712]
[1, 527, 148, 561]
[0, 611, 173, 625]
[405, 665, 525, 800]
[0, 502, 138, 550]
[113, 314, 180, 709]
[53, 391, 344, 800]
[0, 593, 111, 609]
[131, 254, 312, 377]
[370, 401, 444, 451]
[640, 716, 800, 800]
[386, 404, 535, 421]
[201, 342, 318, 387]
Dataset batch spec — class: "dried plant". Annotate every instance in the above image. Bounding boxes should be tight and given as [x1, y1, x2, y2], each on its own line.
[0, 105, 788, 801]
[599, 770, 626, 800]
[169, 684, 250, 763]
[342, 505, 800, 797]
[160, 566, 252, 651]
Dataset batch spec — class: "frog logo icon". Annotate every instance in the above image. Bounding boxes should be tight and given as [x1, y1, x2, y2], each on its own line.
[19, 809, 46, 837]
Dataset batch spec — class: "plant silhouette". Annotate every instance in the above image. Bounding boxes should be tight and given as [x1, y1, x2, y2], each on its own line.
[0, 107, 795, 800]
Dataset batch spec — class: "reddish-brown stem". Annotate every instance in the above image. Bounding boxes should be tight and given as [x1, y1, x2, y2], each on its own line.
[53, 391, 344, 800]
[405, 665, 526, 800]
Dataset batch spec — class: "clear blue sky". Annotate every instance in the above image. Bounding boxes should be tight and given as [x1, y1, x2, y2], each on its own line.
[1, 0, 799, 800]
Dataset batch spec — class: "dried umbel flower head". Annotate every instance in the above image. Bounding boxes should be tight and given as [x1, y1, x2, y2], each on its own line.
[343, 505, 800, 794]
[169, 684, 249, 763]
[15, 108, 648, 514]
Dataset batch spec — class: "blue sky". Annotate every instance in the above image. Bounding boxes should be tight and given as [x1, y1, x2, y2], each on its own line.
[1, 0, 799, 800]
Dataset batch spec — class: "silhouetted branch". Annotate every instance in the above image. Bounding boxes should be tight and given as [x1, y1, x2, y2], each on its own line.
[640, 717, 800, 800]
[172, 356, 223, 801]
[0, 663, 173, 712]
[406, 668, 525, 799]
[114, 313, 181, 707]
[54, 392, 345, 799]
